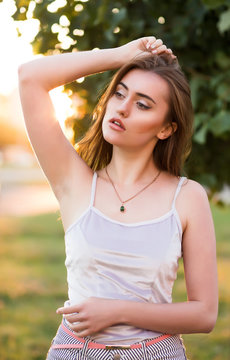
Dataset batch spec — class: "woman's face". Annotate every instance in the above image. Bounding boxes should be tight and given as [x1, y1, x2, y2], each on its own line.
[102, 69, 171, 150]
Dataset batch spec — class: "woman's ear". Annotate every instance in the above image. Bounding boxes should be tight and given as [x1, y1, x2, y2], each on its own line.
[157, 122, 177, 140]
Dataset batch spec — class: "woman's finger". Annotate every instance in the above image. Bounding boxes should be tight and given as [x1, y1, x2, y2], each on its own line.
[69, 321, 89, 334]
[76, 329, 91, 337]
[64, 313, 82, 323]
[157, 47, 177, 59]
[150, 39, 163, 50]
[143, 37, 156, 51]
[152, 44, 167, 54]
[145, 36, 156, 44]
[56, 304, 81, 314]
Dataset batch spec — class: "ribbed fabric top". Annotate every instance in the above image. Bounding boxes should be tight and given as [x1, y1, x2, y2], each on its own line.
[64, 172, 185, 345]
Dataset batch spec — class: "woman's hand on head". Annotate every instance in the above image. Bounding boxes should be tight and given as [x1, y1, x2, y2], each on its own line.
[56, 297, 124, 337]
[118, 37, 176, 63]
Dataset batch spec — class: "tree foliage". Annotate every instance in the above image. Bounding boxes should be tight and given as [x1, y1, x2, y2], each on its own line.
[12, 0, 230, 192]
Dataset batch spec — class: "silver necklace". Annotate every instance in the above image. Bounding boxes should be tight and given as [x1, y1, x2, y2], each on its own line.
[105, 167, 161, 213]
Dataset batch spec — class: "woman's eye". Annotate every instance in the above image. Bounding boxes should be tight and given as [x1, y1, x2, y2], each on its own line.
[137, 101, 151, 110]
[115, 91, 125, 99]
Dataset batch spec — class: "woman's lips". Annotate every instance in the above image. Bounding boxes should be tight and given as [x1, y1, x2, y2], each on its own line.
[109, 118, 126, 131]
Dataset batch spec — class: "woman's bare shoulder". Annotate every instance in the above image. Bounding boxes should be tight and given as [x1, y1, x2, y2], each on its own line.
[180, 178, 208, 202]
[176, 178, 210, 232]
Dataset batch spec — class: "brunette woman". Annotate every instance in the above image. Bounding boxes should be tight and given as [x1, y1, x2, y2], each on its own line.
[18, 37, 218, 360]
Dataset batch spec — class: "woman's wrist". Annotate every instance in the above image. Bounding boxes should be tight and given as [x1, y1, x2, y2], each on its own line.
[111, 299, 131, 325]
[96, 47, 126, 70]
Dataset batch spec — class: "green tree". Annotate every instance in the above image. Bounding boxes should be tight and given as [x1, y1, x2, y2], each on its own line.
[12, 0, 230, 193]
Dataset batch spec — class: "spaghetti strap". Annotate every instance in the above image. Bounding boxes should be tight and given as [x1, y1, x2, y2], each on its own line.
[90, 172, 98, 207]
[172, 177, 186, 209]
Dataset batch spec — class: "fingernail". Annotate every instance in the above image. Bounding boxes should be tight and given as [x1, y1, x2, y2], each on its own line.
[146, 42, 150, 49]
[152, 50, 157, 54]
[151, 44, 156, 49]
[56, 308, 62, 313]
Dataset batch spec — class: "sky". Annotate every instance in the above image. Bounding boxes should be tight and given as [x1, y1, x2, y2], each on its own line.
[0, 0, 74, 132]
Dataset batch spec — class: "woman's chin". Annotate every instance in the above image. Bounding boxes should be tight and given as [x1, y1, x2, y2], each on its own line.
[104, 137, 121, 147]
[102, 131, 124, 147]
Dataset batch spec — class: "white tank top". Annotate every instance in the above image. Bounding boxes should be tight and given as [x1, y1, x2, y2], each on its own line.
[64, 172, 186, 345]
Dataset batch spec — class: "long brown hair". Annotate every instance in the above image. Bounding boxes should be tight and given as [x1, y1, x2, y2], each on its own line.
[76, 53, 193, 176]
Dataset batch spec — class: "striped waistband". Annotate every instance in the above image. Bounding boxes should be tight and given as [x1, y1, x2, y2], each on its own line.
[52, 320, 172, 350]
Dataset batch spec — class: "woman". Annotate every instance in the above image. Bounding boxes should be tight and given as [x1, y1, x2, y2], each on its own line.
[18, 37, 218, 360]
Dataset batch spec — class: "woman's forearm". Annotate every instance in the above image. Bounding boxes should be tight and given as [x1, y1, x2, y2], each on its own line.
[18, 37, 172, 91]
[57, 296, 218, 337]
[117, 299, 218, 334]
[18, 48, 123, 91]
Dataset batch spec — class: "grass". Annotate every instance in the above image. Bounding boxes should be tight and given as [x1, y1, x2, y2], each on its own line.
[0, 204, 229, 359]
[0, 214, 66, 360]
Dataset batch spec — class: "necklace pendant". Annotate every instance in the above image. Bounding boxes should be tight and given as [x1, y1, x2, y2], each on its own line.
[120, 205, 125, 212]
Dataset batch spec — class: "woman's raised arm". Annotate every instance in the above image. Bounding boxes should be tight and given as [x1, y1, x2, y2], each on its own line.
[18, 48, 123, 200]
[18, 37, 170, 200]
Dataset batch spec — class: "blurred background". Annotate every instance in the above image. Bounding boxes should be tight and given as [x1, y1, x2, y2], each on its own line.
[0, 0, 229, 359]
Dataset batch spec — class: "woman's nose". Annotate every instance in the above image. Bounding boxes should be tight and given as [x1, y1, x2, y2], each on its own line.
[117, 99, 130, 118]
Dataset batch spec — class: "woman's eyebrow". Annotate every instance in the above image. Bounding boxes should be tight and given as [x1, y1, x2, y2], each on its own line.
[119, 81, 156, 104]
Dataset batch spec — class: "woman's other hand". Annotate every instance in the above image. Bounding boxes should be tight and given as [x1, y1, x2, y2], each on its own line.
[56, 297, 123, 337]
[118, 36, 176, 63]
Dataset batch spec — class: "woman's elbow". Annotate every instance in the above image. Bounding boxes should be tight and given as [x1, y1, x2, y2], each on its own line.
[18, 62, 36, 84]
[204, 315, 218, 333]
[18, 63, 29, 84]
[200, 307, 218, 333]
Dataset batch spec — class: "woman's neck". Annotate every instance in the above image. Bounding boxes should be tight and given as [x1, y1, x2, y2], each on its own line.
[106, 146, 159, 185]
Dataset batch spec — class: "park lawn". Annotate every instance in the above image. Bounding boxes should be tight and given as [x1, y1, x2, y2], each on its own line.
[0, 204, 229, 360]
